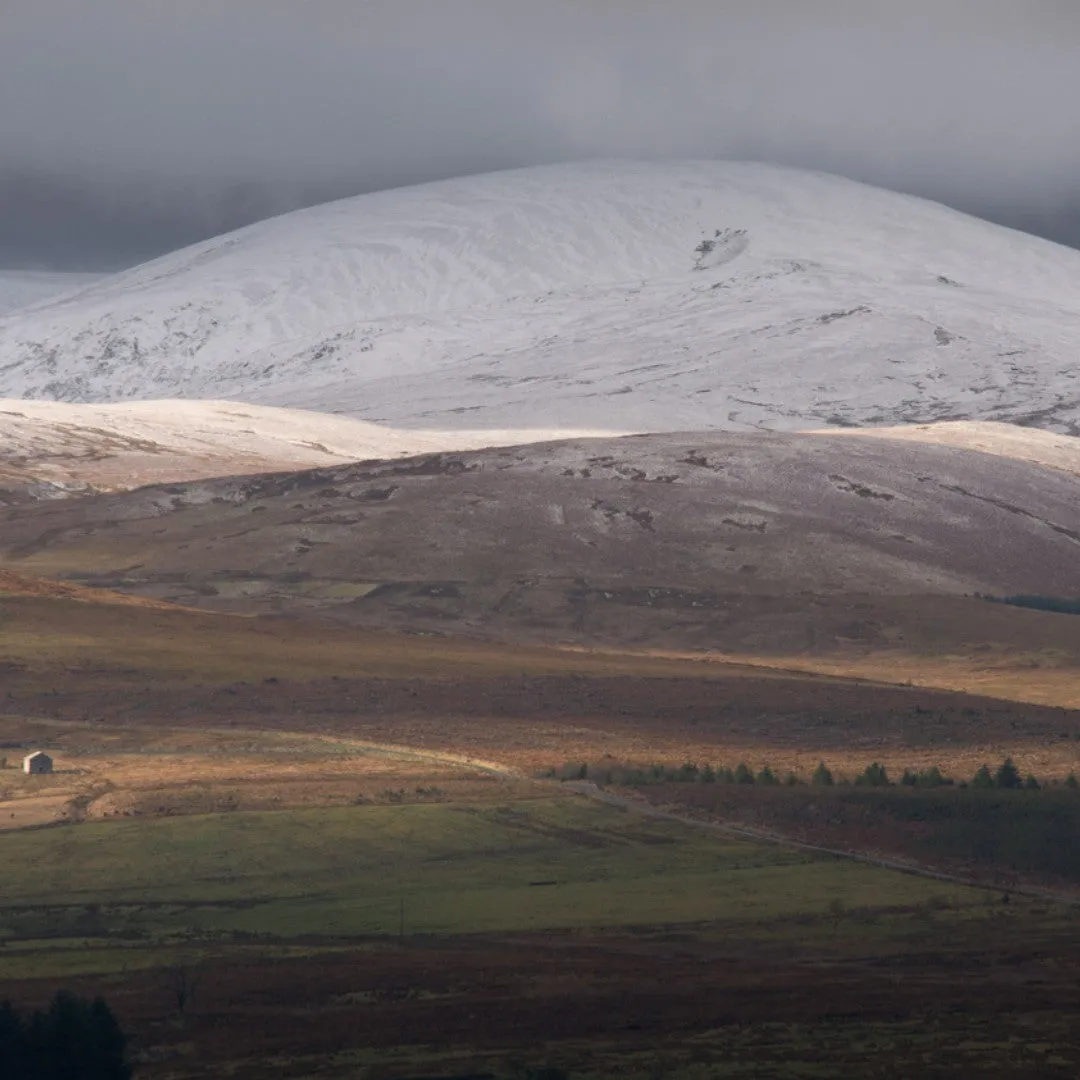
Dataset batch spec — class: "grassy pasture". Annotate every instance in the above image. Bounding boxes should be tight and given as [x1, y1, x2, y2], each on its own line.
[0, 796, 987, 969]
[3, 790, 1075, 1079]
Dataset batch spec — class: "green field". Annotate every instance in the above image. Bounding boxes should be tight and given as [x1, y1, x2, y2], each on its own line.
[0, 795, 986, 969]
[5, 788, 1080, 1078]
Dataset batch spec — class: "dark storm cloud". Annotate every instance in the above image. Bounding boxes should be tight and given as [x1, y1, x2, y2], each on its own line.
[4, 1, 1080, 268]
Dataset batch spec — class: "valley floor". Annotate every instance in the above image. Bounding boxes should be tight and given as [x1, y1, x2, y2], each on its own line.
[3, 593, 1080, 1076]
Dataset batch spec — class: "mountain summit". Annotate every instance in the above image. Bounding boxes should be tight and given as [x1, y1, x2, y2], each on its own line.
[2, 160, 1080, 433]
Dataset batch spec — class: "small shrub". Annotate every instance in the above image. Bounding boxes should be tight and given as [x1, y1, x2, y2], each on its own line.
[854, 762, 890, 787]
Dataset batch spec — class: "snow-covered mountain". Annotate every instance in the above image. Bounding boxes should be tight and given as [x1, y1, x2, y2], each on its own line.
[0, 397, 610, 501]
[2, 160, 1080, 433]
[0, 270, 104, 317]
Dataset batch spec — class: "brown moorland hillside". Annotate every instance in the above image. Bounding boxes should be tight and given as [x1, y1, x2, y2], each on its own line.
[4, 590, 1080, 776]
[2, 432, 1080, 644]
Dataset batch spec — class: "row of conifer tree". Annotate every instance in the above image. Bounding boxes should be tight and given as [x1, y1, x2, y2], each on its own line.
[552, 757, 1077, 791]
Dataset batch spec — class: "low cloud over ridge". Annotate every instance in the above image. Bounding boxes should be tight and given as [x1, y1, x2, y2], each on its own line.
[4, 1, 1080, 267]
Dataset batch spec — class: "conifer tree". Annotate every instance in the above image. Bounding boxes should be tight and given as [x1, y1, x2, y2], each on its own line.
[734, 762, 755, 785]
[994, 757, 1022, 790]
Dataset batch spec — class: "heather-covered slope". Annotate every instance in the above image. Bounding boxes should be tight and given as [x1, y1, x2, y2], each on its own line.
[2, 431, 1079, 650]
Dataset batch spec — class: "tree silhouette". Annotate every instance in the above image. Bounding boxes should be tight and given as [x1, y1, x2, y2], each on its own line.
[0, 991, 130, 1079]
[734, 762, 755, 785]
[855, 762, 890, 787]
[165, 964, 204, 1017]
[994, 758, 1022, 790]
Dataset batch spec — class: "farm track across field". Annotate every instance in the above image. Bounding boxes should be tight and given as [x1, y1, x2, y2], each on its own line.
[51, 715, 1073, 911]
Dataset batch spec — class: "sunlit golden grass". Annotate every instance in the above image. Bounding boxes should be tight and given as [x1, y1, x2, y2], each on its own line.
[0, 718, 544, 825]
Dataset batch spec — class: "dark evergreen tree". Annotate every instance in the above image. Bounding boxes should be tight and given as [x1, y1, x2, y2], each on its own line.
[971, 764, 995, 789]
[811, 762, 835, 787]
[917, 765, 948, 788]
[0, 992, 129, 1080]
[734, 762, 755, 785]
[0, 1001, 28, 1079]
[855, 762, 890, 787]
[994, 757, 1022, 790]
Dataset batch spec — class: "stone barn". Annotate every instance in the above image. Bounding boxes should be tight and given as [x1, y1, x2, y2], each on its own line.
[23, 751, 53, 775]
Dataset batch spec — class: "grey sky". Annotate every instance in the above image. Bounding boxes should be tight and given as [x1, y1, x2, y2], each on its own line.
[4, 1, 1080, 269]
